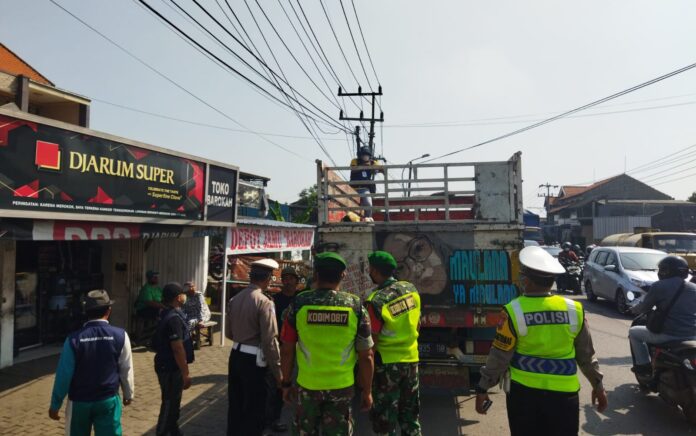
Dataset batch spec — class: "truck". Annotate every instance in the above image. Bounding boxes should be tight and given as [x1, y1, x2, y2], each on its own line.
[600, 230, 696, 268]
[315, 153, 524, 389]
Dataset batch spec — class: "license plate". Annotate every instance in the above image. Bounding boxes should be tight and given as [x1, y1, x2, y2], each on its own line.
[419, 365, 470, 389]
[418, 342, 448, 356]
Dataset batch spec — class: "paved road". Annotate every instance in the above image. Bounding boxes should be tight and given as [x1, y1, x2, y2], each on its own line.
[2, 296, 696, 435]
[353, 295, 696, 435]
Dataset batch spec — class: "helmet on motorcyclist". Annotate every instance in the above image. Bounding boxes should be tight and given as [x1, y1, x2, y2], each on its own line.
[657, 255, 689, 280]
[573, 244, 582, 253]
[562, 242, 572, 251]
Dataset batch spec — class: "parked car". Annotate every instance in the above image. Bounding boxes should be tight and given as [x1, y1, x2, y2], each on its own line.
[583, 246, 667, 314]
[524, 239, 540, 247]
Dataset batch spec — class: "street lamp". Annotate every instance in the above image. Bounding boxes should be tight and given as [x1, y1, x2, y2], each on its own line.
[406, 154, 431, 197]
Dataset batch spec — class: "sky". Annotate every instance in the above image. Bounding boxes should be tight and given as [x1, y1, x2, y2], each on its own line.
[2, 0, 696, 214]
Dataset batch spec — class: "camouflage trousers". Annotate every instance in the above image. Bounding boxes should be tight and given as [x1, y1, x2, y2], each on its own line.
[293, 386, 354, 436]
[370, 362, 421, 436]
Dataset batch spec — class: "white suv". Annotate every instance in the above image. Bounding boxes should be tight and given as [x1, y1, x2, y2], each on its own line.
[583, 246, 667, 314]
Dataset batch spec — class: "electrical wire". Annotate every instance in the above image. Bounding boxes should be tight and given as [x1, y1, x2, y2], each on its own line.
[339, 0, 372, 90]
[90, 98, 347, 141]
[350, 0, 380, 85]
[165, 0, 349, 133]
[239, 0, 337, 165]
[48, 0, 305, 159]
[387, 91, 696, 128]
[422, 61, 696, 163]
[318, 0, 361, 87]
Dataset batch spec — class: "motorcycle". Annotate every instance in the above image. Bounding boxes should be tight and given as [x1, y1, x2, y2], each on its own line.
[557, 260, 582, 295]
[628, 292, 696, 424]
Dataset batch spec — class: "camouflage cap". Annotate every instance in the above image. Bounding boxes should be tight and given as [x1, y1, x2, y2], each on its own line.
[314, 252, 347, 271]
[368, 251, 397, 269]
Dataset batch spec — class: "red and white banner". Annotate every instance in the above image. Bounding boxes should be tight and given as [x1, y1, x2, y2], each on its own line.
[227, 226, 314, 254]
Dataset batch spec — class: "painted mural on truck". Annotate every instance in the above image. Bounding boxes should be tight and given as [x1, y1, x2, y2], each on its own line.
[376, 232, 520, 306]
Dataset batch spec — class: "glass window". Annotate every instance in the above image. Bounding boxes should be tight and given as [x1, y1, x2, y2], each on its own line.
[605, 252, 618, 267]
[594, 251, 608, 266]
[619, 252, 667, 271]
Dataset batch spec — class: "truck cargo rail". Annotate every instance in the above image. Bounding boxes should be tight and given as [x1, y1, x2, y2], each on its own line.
[317, 152, 523, 225]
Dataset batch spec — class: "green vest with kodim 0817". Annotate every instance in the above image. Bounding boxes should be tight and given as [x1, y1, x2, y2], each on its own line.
[295, 294, 359, 391]
[366, 280, 421, 364]
[505, 295, 583, 393]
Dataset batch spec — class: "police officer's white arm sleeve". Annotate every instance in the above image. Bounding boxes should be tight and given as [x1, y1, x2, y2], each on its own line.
[201, 294, 211, 323]
[478, 347, 515, 391]
[119, 333, 135, 400]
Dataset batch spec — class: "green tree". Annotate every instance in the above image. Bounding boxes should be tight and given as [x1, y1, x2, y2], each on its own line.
[689, 192, 696, 203]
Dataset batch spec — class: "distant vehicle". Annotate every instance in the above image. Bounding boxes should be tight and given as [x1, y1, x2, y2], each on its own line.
[541, 246, 562, 258]
[583, 246, 667, 314]
[524, 239, 540, 247]
[523, 226, 543, 245]
[600, 231, 696, 268]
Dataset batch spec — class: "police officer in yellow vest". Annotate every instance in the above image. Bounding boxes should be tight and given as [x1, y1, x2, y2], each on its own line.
[475, 246, 608, 436]
[365, 251, 422, 436]
[280, 252, 375, 435]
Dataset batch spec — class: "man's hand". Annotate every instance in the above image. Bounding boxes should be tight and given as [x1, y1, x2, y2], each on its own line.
[48, 409, 60, 421]
[182, 375, 192, 390]
[592, 388, 608, 413]
[123, 398, 132, 406]
[282, 386, 297, 404]
[475, 393, 490, 415]
[360, 390, 373, 411]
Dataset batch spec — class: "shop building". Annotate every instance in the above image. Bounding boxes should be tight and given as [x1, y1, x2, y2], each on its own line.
[0, 107, 238, 368]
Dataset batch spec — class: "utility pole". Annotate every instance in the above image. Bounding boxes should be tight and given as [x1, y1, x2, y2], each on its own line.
[338, 86, 384, 156]
[538, 182, 559, 198]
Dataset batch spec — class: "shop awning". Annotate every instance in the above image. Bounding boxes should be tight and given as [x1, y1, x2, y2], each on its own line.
[0, 218, 223, 241]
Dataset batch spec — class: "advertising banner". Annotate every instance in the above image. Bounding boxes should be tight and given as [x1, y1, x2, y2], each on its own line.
[206, 165, 237, 223]
[376, 231, 519, 306]
[0, 113, 237, 224]
[227, 226, 314, 254]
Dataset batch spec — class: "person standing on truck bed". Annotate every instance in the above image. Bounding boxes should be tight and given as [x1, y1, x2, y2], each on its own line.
[475, 246, 608, 436]
[364, 251, 422, 436]
[226, 258, 282, 436]
[280, 252, 375, 435]
[350, 146, 383, 219]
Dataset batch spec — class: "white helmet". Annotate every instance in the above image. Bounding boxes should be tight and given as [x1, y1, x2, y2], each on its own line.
[519, 246, 565, 276]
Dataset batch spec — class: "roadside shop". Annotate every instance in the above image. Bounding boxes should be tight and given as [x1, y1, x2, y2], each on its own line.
[0, 108, 238, 367]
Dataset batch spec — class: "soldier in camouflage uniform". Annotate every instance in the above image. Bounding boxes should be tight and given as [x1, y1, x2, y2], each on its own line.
[279, 252, 374, 436]
[365, 251, 422, 436]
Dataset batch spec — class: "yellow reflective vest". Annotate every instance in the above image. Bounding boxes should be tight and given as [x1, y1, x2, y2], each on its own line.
[505, 295, 583, 393]
[366, 280, 421, 364]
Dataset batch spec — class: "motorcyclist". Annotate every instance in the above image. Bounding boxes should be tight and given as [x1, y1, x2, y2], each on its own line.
[557, 242, 579, 265]
[572, 244, 584, 260]
[628, 255, 696, 376]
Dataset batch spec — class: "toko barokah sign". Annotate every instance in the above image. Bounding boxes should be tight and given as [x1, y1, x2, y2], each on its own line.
[0, 112, 238, 224]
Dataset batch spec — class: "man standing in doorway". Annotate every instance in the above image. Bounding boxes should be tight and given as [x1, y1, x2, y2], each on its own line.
[365, 251, 422, 436]
[153, 282, 194, 436]
[48, 290, 134, 435]
[280, 252, 374, 435]
[226, 259, 282, 436]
